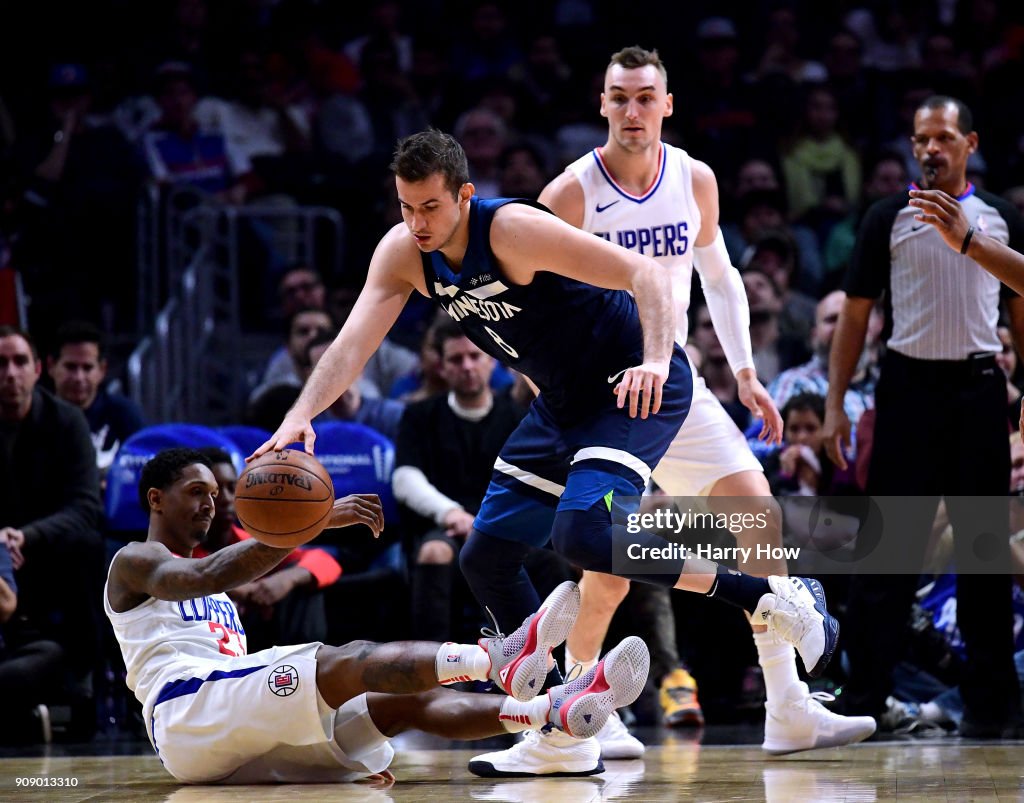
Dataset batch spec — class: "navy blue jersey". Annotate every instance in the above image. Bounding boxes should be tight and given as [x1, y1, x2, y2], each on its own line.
[422, 197, 645, 421]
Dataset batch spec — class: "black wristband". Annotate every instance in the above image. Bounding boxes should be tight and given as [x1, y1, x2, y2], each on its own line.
[960, 226, 975, 254]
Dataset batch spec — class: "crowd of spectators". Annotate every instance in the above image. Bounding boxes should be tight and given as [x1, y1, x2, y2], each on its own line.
[4, 0, 1024, 743]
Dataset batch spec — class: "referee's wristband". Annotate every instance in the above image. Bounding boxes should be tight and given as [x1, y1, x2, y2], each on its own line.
[960, 226, 975, 254]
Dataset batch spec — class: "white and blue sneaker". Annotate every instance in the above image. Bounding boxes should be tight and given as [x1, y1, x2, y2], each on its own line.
[753, 577, 839, 678]
[480, 581, 581, 701]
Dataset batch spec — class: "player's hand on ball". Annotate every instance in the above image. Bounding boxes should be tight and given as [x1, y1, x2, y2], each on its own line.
[328, 494, 384, 537]
[248, 412, 316, 461]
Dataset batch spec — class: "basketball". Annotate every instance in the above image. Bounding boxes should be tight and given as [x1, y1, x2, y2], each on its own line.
[235, 450, 335, 548]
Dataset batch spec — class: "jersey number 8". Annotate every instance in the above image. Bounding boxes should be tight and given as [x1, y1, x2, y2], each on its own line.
[484, 326, 519, 358]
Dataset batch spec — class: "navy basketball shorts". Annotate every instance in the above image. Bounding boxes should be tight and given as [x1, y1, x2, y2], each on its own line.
[474, 346, 693, 546]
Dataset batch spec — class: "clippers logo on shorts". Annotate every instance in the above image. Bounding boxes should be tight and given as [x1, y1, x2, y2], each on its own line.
[268, 664, 299, 697]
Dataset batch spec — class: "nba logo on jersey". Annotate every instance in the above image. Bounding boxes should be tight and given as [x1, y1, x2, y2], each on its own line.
[268, 664, 299, 697]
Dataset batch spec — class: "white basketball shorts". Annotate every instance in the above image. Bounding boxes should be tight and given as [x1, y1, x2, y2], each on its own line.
[147, 642, 395, 784]
[652, 364, 763, 497]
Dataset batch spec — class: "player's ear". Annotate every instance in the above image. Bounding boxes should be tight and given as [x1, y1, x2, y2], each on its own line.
[665, 92, 673, 118]
[147, 487, 163, 513]
[599, 92, 608, 118]
[459, 183, 474, 204]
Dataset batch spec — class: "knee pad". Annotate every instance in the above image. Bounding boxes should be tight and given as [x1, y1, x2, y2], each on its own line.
[460, 528, 530, 584]
[550, 503, 615, 573]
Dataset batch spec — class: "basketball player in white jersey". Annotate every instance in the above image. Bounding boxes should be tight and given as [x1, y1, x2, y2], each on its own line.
[105, 448, 650, 784]
[469, 46, 875, 777]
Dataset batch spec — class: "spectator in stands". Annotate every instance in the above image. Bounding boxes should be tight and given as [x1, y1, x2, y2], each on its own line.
[14, 63, 142, 332]
[46, 320, 145, 474]
[769, 291, 877, 457]
[740, 266, 808, 383]
[781, 84, 861, 231]
[389, 316, 453, 402]
[763, 392, 833, 497]
[277, 264, 326, 320]
[508, 33, 573, 137]
[741, 229, 817, 349]
[141, 62, 251, 201]
[454, 108, 508, 198]
[683, 17, 758, 174]
[0, 541, 61, 744]
[822, 29, 872, 148]
[329, 287, 420, 401]
[688, 301, 747, 430]
[997, 325, 1024, 426]
[449, 2, 524, 85]
[193, 46, 312, 188]
[249, 307, 334, 405]
[392, 318, 524, 642]
[308, 332, 405, 442]
[193, 448, 341, 651]
[498, 143, 550, 200]
[748, 5, 826, 85]
[824, 151, 908, 281]
[343, 1, 413, 75]
[722, 185, 824, 296]
[0, 325, 103, 738]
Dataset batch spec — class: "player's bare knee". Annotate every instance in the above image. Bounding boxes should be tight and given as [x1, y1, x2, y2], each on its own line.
[417, 539, 455, 565]
[582, 572, 630, 608]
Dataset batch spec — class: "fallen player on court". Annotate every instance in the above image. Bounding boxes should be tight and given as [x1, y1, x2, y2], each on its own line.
[104, 447, 651, 784]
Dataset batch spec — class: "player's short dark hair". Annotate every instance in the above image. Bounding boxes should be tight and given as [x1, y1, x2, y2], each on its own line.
[139, 448, 212, 513]
[782, 392, 825, 424]
[608, 46, 668, 87]
[917, 95, 973, 134]
[52, 319, 105, 360]
[390, 128, 470, 199]
[431, 316, 468, 356]
[197, 447, 233, 467]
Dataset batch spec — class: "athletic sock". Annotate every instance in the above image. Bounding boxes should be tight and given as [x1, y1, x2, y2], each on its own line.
[499, 695, 551, 732]
[435, 643, 491, 685]
[705, 568, 771, 612]
[753, 630, 800, 705]
[564, 645, 598, 674]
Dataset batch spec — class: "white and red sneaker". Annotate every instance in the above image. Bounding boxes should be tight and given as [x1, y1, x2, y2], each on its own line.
[546, 636, 650, 740]
[481, 581, 581, 701]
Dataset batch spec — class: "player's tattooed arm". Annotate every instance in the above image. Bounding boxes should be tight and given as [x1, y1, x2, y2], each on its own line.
[112, 540, 293, 604]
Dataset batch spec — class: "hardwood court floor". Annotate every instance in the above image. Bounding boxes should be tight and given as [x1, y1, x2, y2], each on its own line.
[3, 735, 1024, 802]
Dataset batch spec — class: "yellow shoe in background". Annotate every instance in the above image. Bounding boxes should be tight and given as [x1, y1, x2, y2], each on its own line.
[660, 667, 705, 727]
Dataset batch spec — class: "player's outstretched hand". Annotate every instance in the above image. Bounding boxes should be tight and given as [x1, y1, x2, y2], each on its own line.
[328, 494, 384, 538]
[737, 370, 783, 445]
[248, 413, 316, 461]
[613, 361, 670, 419]
[908, 189, 971, 253]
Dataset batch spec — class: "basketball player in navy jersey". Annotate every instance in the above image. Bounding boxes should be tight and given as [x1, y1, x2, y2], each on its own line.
[105, 447, 649, 784]
[468, 46, 876, 775]
[253, 128, 842, 773]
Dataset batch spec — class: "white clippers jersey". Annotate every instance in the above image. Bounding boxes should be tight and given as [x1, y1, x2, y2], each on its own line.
[104, 551, 248, 708]
[565, 143, 702, 346]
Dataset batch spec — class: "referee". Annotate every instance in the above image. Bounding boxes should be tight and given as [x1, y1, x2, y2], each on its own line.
[823, 96, 1024, 736]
